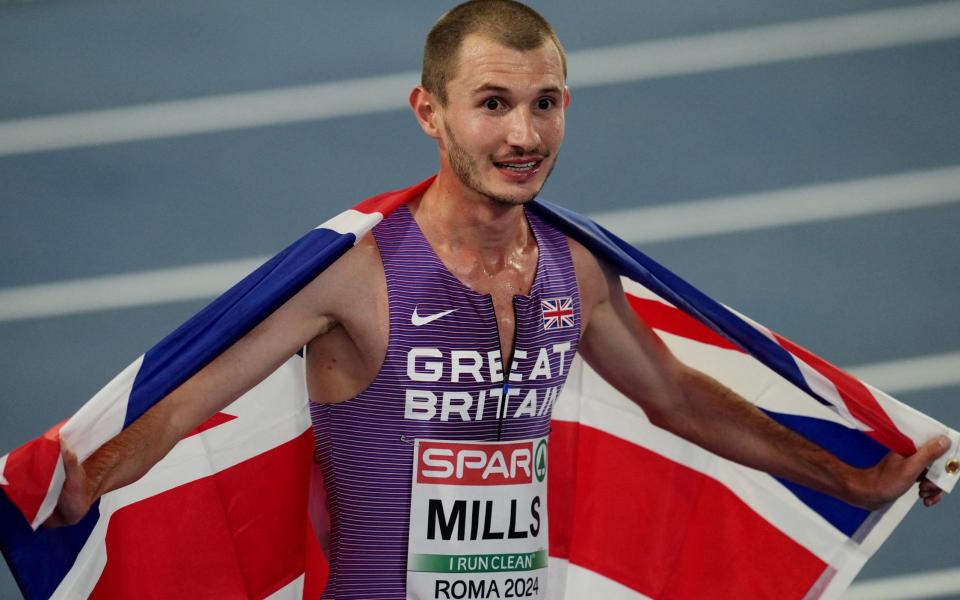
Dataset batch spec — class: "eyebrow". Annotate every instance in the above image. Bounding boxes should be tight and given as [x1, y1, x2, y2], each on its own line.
[471, 83, 563, 96]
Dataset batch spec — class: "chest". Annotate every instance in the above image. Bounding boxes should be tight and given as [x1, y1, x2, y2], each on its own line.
[454, 265, 535, 362]
[373, 204, 580, 382]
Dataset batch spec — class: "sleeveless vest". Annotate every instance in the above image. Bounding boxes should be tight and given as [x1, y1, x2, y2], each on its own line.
[311, 204, 580, 599]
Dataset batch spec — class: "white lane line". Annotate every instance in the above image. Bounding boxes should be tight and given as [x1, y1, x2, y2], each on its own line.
[847, 352, 960, 396]
[566, 0, 960, 88]
[1, 165, 959, 322]
[0, 72, 419, 157]
[0, 258, 267, 322]
[594, 165, 960, 244]
[845, 567, 960, 599]
[2, 1, 960, 156]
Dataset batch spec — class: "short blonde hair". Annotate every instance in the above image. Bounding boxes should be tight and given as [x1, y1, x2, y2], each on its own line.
[422, 0, 567, 105]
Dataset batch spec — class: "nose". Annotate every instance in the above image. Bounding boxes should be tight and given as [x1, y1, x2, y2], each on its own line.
[506, 108, 541, 151]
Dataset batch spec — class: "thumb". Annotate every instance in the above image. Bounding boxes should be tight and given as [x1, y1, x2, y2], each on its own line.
[61, 442, 83, 486]
[910, 435, 951, 468]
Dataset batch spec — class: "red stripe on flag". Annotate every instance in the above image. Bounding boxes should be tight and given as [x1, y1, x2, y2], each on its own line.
[626, 295, 741, 352]
[549, 421, 826, 599]
[183, 411, 236, 439]
[773, 334, 916, 456]
[352, 176, 435, 218]
[89, 431, 318, 600]
[1, 421, 64, 526]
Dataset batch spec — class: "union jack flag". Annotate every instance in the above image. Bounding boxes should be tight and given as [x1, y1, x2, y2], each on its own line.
[1, 176, 958, 599]
[542, 296, 575, 330]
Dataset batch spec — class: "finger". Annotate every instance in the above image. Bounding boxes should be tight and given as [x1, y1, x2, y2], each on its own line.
[60, 443, 86, 490]
[62, 440, 78, 464]
[62, 448, 78, 473]
[919, 479, 942, 495]
[923, 491, 945, 507]
[53, 441, 92, 526]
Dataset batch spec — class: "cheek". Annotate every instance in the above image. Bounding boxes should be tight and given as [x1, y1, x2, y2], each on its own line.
[544, 118, 565, 146]
[454, 125, 505, 162]
[542, 112, 565, 135]
[464, 119, 502, 146]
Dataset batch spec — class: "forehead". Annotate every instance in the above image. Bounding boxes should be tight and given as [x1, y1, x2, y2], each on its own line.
[448, 33, 565, 94]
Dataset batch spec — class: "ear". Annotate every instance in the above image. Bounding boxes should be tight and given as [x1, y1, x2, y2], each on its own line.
[562, 86, 571, 110]
[409, 85, 441, 140]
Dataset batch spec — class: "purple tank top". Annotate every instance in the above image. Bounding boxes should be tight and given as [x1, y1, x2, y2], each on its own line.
[311, 204, 580, 599]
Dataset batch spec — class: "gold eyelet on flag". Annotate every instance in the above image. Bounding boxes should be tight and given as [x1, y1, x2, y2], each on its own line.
[946, 459, 960, 475]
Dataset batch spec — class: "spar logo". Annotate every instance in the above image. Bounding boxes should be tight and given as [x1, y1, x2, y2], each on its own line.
[417, 441, 533, 486]
[534, 439, 547, 483]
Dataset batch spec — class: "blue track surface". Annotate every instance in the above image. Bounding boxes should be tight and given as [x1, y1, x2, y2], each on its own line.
[1, 1, 958, 597]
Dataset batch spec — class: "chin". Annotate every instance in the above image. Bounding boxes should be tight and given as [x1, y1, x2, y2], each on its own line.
[483, 185, 541, 207]
[482, 173, 549, 206]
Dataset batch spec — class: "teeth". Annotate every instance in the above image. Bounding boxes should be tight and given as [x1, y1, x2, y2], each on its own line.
[498, 161, 537, 171]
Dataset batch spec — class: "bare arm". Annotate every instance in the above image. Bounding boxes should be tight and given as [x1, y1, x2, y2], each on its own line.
[573, 244, 949, 510]
[47, 242, 374, 526]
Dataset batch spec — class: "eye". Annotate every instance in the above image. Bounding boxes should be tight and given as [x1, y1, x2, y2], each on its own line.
[484, 98, 503, 110]
[537, 98, 555, 110]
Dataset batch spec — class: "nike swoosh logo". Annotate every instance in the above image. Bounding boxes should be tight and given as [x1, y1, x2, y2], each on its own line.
[411, 307, 457, 327]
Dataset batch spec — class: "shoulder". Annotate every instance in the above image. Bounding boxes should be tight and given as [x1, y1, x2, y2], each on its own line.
[298, 232, 386, 327]
[566, 236, 621, 328]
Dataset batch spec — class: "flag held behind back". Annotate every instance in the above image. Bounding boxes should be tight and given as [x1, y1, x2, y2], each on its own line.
[1, 177, 957, 599]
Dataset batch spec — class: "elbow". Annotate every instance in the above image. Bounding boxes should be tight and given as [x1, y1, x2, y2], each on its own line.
[645, 404, 702, 446]
[643, 365, 704, 442]
[642, 403, 672, 431]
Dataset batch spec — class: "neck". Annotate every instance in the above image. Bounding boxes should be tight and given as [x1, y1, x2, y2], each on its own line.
[413, 172, 531, 259]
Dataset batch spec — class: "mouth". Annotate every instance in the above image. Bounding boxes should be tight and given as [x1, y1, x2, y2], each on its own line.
[492, 157, 545, 179]
[494, 159, 540, 171]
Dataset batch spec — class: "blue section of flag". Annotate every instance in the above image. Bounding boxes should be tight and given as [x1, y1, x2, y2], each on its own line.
[124, 227, 356, 428]
[0, 493, 100, 600]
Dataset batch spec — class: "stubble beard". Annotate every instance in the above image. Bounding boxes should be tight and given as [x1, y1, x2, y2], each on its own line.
[443, 122, 556, 207]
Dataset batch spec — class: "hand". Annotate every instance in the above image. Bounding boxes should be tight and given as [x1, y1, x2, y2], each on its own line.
[42, 444, 96, 528]
[853, 435, 950, 510]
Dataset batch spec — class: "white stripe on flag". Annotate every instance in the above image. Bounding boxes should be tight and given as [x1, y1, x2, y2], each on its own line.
[315, 209, 383, 239]
[792, 357, 872, 432]
[548, 557, 651, 600]
[264, 575, 305, 600]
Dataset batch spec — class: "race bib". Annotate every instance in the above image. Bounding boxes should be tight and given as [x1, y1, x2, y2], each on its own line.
[406, 437, 549, 600]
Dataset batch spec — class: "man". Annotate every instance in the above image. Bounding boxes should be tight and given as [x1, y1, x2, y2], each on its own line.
[48, 1, 948, 598]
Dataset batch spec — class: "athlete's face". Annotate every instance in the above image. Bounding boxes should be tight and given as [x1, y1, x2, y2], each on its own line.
[434, 35, 569, 206]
